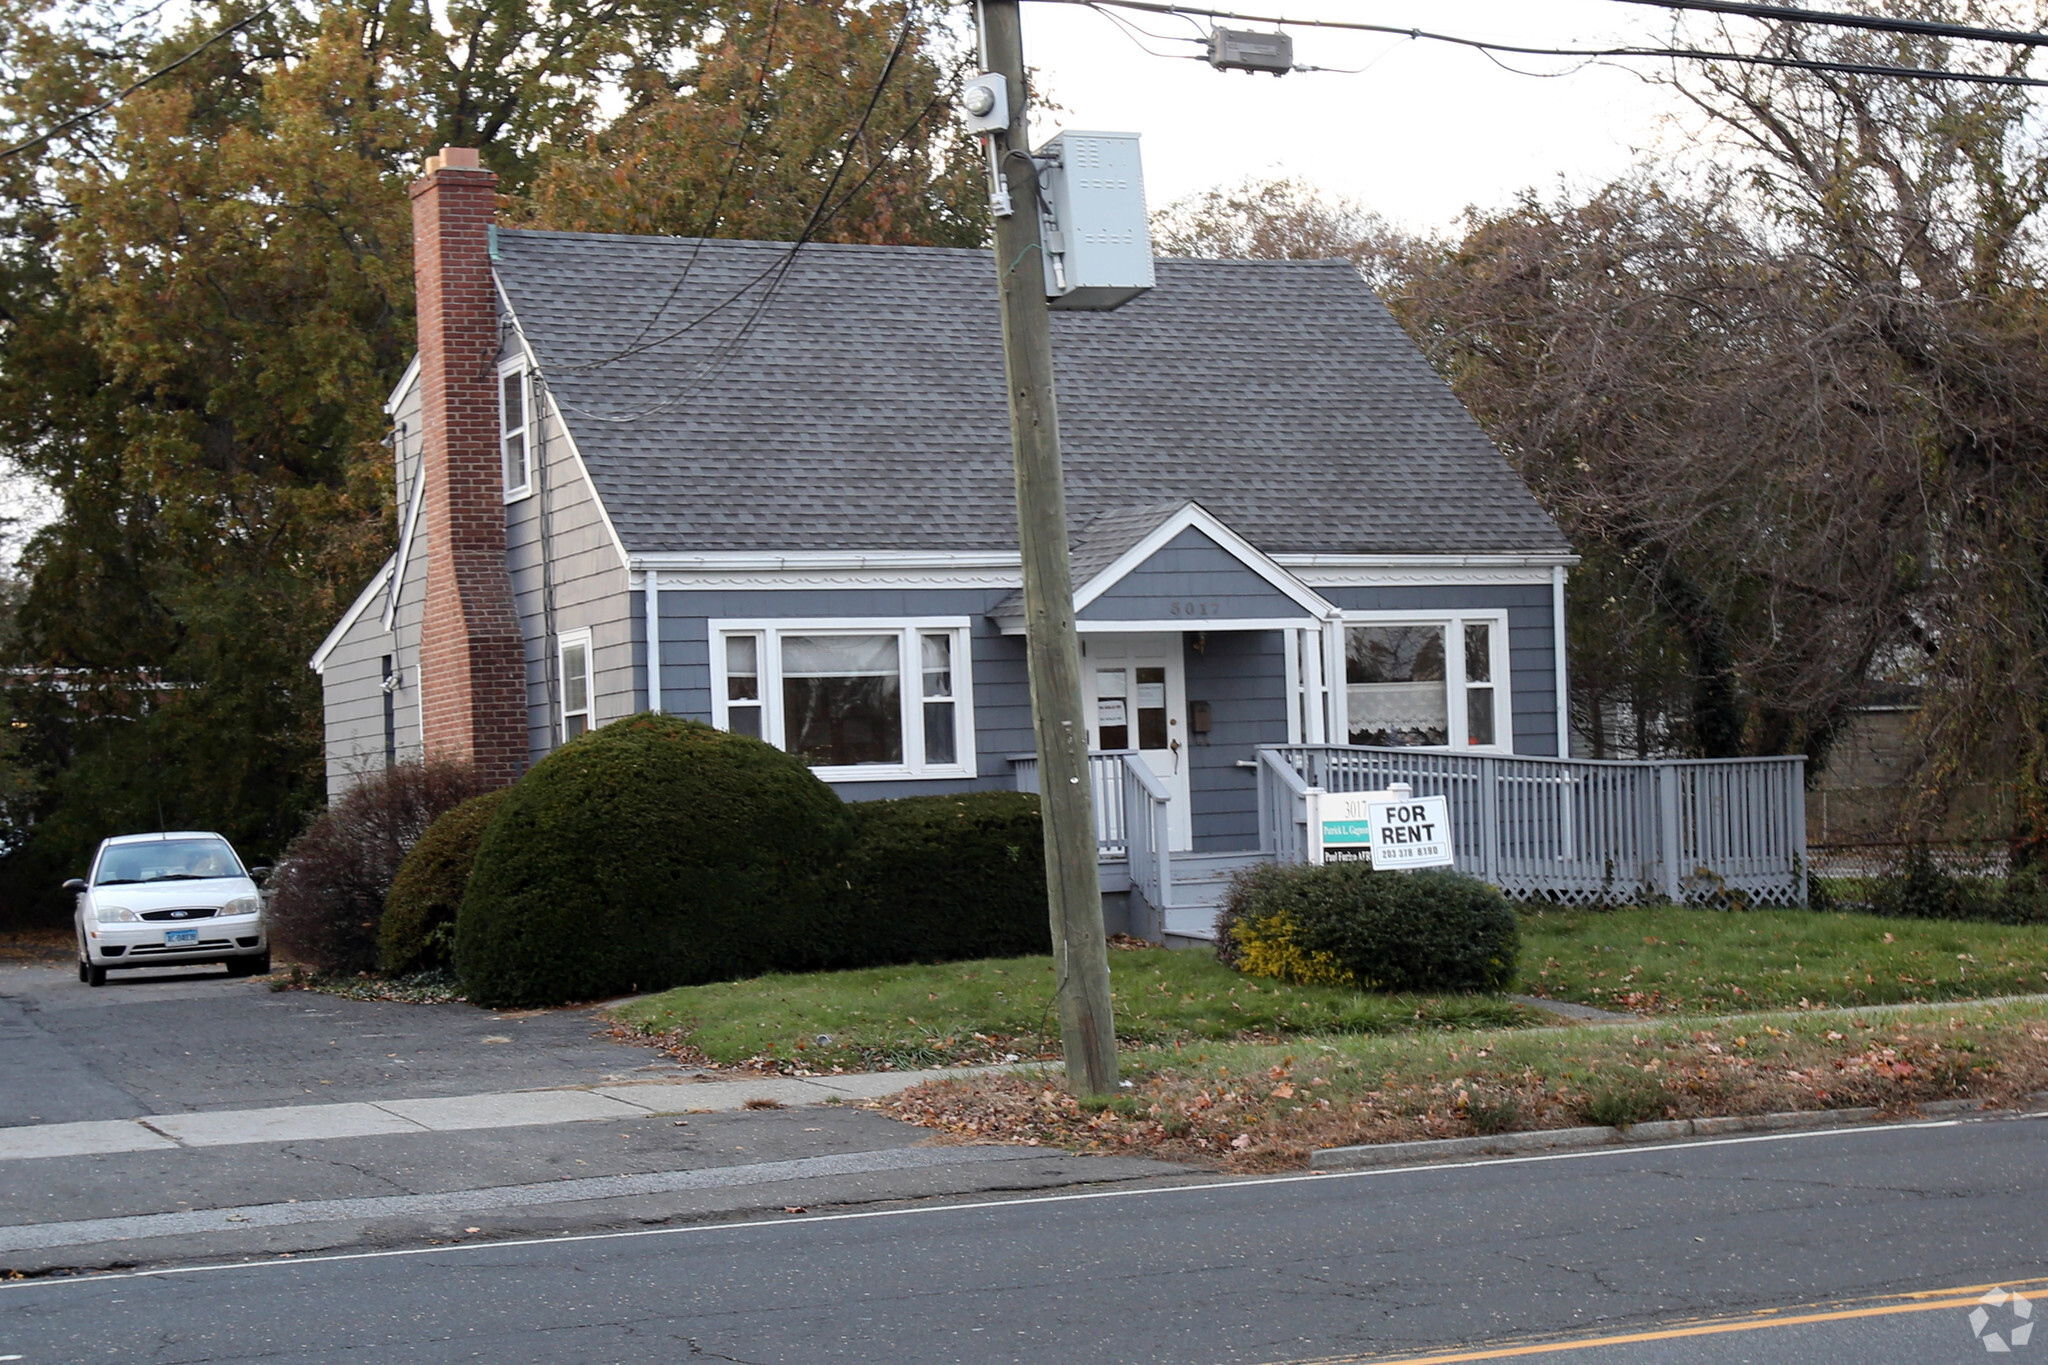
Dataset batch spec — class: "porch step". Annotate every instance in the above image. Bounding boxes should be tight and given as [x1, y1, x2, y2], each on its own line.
[1161, 851, 1269, 942]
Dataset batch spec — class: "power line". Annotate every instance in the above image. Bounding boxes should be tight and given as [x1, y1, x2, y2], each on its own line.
[550, 2, 930, 421]
[1609, 0, 2048, 49]
[616, 0, 789, 357]
[1048, 0, 2048, 89]
[0, 3, 275, 162]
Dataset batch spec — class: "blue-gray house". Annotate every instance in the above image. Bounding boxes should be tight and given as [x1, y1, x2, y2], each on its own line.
[311, 150, 1578, 938]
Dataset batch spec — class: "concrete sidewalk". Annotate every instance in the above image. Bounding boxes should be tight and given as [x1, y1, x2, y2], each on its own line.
[0, 1063, 1032, 1161]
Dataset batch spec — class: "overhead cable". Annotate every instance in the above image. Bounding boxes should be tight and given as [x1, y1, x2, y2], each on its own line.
[1608, 0, 2048, 49]
[0, 2, 275, 162]
[1042, 0, 2048, 89]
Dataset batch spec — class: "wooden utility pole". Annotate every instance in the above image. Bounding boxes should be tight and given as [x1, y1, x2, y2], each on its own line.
[978, 0, 1118, 1098]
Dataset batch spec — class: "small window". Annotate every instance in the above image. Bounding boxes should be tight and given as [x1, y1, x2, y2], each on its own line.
[1464, 622, 1496, 747]
[725, 634, 763, 738]
[500, 366, 531, 500]
[710, 621, 975, 779]
[921, 632, 955, 766]
[560, 632, 592, 740]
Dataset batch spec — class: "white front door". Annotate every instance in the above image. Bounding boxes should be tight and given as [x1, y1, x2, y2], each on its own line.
[1082, 633, 1191, 851]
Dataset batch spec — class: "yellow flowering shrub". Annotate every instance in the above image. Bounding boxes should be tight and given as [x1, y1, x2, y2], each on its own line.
[1231, 909, 1356, 987]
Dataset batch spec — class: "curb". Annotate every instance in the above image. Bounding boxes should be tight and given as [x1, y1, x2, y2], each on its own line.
[1307, 1097, 2006, 1170]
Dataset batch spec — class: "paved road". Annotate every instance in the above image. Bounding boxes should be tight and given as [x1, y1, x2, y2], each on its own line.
[0, 962, 671, 1124]
[5, 1114, 2043, 1364]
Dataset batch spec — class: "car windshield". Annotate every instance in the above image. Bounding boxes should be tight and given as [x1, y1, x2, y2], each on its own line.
[94, 839, 244, 886]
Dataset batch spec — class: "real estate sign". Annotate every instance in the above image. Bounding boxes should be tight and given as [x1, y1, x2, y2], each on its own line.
[1314, 791, 1377, 864]
[1310, 789, 1455, 870]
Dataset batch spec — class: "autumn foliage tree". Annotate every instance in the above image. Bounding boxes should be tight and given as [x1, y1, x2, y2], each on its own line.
[1157, 10, 2048, 849]
[0, 0, 980, 924]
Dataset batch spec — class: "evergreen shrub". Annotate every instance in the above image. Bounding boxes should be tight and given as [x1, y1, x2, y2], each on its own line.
[819, 792, 1049, 968]
[379, 790, 508, 976]
[1217, 860, 1519, 993]
[455, 715, 850, 1007]
[267, 759, 487, 974]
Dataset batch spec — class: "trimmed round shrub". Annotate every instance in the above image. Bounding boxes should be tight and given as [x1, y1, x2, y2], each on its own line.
[1217, 860, 1519, 993]
[817, 792, 1050, 968]
[379, 790, 509, 976]
[267, 759, 488, 973]
[455, 714, 851, 1007]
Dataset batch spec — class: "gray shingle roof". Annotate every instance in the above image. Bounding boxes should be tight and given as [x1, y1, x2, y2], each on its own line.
[492, 230, 1570, 557]
[989, 500, 1190, 620]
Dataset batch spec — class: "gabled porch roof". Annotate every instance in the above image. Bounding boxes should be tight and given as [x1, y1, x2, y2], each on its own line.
[991, 501, 1334, 634]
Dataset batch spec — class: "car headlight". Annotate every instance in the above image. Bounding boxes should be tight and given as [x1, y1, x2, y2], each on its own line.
[222, 895, 262, 919]
[94, 903, 139, 923]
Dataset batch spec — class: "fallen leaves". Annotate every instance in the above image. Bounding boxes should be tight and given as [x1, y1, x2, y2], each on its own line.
[875, 1007, 2048, 1172]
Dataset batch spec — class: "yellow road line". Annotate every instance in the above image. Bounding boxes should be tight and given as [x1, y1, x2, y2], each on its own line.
[1273, 1275, 2048, 1365]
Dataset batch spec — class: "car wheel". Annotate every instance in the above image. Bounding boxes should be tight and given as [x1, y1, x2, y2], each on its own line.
[86, 962, 107, 988]
[77, 957, 88, 983]
[226, 952, 271, 978]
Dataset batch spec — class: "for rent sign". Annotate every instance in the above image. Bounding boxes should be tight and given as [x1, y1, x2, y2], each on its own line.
[1363, 795, 1454, 869]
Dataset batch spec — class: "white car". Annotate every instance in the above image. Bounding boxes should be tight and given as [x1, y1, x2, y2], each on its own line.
[69, 831, 271, 987]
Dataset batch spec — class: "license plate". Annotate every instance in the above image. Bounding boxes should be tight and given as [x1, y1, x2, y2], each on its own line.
[164, 928, 199, 945]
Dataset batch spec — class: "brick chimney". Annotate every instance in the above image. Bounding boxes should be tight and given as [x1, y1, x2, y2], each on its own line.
[410, 146, 526, 786]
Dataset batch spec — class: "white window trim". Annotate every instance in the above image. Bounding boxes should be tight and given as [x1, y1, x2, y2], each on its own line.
[559, 628, 594, 741]
[709, 617, 978, 781]
[1336, 609, 1514, 753]
[498, 357, 533, 503]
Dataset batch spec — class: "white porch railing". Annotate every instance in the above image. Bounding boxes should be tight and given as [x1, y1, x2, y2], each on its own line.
[1011, 751, 1175, 908]
[1010, 752, 1129, 856]
[1258, 745, 1809, 906]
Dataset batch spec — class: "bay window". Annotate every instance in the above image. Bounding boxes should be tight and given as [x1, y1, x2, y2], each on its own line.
[711, 620, 976, 779]
[1343, 613, 1510, 751]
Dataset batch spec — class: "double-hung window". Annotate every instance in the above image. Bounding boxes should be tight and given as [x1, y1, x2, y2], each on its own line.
[559, 630, 593, 740]
[499, 361, 532, 501]
[1342, 613, 1510, 751]
[711, 620, 975, 779]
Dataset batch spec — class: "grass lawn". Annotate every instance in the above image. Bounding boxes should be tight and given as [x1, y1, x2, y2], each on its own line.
[883, 996, 2048, 1169]
[1518, 906, 2048, 1014]
[613, 947, 1532, 1073]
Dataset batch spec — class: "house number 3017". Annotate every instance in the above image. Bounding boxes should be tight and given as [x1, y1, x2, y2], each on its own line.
[1169, 601, 1221, 618]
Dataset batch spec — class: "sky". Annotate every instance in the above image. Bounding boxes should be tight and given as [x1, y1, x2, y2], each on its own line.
[1013, 0, 1721, 234]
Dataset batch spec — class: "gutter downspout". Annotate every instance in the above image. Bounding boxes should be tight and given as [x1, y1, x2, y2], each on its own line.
[644, 567, 662, 713]
[1552, 564, 1571, 758]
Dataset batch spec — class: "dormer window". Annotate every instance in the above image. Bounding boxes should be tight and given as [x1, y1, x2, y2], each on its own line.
[499, 361, 532, 501]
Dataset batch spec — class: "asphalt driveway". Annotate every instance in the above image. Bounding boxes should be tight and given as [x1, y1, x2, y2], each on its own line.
[0, 960, 686, 1126]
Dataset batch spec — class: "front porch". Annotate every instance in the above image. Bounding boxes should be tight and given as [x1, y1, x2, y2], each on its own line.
[1018, 745, 1812, 943]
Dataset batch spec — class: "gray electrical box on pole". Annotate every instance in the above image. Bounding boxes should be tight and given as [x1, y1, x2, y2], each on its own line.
[1036, 131, 1155, 311]
[1207, 27, 1294, 75]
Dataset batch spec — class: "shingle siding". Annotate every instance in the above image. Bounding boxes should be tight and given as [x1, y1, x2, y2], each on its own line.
[1184, 630, 1289, 851]
[503, 371, 631, 764]
[1081, 528, 1313, 623]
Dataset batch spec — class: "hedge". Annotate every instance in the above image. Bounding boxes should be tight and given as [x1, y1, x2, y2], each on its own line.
[1217, 860, 1518, 993]
[379, 790, 509, 976]
[816, 791, 1050, 968]
[454, 715, 851, 1007]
